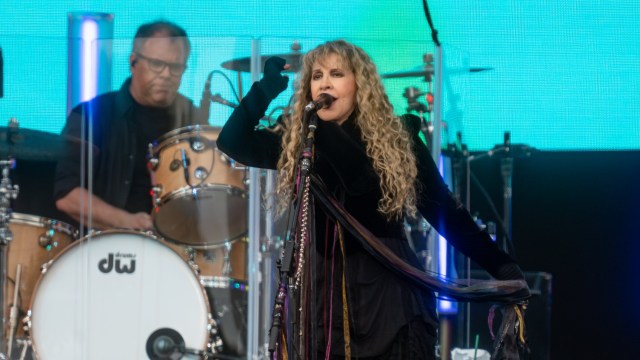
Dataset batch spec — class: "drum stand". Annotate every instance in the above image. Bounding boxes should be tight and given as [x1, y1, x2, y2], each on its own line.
[0, 158, 19, 359]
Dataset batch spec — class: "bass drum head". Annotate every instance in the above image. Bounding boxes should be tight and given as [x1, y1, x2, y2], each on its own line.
[29, 230, 210, 360]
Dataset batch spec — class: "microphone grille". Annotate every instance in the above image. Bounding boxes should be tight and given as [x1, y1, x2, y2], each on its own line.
[316, 93, 335, 109]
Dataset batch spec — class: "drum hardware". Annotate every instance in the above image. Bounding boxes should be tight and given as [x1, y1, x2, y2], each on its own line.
[190, 137, 208, 152]
[146, 326, 241, 360]
[180, 148, 193, 189]
[169, 159, 182, 171]
[220, 154, 249, 188]
[194, 167, 209, 180]
[0, 157, 18, 358]
[151, 185, 163, 206]
[222, 153, 246, 171]
[37, 229, 58, 249]
[403, 86, 430, 114]
[146, 325, 244, 360]
[222, 242, 232, 277]
[146, 327, 191, 360]
[6, 264, 20, 359]
[381, 64, 493, 79]
[148, 143, 160, 170]
[382, 53, 492, 147]
[208, 319, 225, 356]
[181, 246, 202, 275]
[38, 258, 55, 275]
[220, 41, 304, 73]
[210, 93, 238, 109]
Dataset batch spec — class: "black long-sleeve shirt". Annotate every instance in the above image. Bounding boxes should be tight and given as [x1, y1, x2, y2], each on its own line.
[54, 78, 207, 217]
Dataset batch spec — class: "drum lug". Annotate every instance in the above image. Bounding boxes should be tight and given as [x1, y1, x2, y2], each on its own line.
[38, 230, 55, 249]
[222, 242, 232, 277]
[191, 138, 206, 152]
[40, 259, 54, 274]
[207, 318, 225, 355]
[148, 156, 159, 170]
[152, 186, 163, 205]
[194, 166, 208, 180]
[147, 143, 159, 170]
[185, 247, 201, 276]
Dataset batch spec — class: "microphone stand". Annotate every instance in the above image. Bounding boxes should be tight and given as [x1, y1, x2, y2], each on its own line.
[499, 132, 513, 254]
[268, 111, 318, 358]
[0, 157, 17, 359]
[199, 71, 213, 122]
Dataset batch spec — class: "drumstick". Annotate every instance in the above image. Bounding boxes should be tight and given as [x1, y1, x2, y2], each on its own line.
[7, 263, 22, 358]
[19, 339, 28, 360]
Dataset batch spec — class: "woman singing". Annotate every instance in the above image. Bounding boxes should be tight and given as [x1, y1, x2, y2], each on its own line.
[217, 40, 528, 360]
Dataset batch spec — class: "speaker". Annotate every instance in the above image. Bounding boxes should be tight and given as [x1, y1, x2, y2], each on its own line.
[450, 271, 552, 360]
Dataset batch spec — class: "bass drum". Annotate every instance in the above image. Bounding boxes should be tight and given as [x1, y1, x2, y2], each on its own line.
[3, 213, 75, 340]
[28, 230, 212, 360]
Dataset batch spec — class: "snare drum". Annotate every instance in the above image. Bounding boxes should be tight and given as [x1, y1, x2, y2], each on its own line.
[3, 213, 75, 339]
[148, 125, 247, 248]
[28, 230, 212, 360]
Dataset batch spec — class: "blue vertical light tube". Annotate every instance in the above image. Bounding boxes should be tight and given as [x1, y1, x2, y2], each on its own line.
[437, 154, 458, 315]
[67, 12, 113, 115]
[433, 45, 458, 315]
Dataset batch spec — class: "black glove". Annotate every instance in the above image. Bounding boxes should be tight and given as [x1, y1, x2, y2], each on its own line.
[258, 56, 289, 100]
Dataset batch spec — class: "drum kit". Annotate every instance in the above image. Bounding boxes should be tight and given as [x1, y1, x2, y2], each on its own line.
[0, 123, 252, 359]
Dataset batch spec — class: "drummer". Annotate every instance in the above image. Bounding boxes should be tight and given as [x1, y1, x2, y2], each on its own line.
[54, 20, 208, 230]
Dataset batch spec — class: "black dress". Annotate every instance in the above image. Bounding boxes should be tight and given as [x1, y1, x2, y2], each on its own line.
[217, 83, 522, 359]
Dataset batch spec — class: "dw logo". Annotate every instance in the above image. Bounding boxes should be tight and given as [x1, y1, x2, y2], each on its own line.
[98, 253, 136, 274]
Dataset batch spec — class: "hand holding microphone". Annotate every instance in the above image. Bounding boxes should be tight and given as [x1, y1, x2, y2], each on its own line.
[258, 56, 290, 100]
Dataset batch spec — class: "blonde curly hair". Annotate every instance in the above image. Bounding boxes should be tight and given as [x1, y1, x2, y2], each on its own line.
[276, 40, 418, 220]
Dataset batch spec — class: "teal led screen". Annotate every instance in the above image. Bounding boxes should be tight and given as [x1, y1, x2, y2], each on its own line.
[1, 1, 638, 151]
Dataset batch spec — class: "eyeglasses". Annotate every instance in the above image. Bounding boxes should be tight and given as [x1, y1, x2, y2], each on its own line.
[134, 52, 187, 76]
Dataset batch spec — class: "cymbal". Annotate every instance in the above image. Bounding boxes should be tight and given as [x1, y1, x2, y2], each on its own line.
[0, 127, 97, 162]
[221, 52, 304, 73]
[381, 65, 493, 79]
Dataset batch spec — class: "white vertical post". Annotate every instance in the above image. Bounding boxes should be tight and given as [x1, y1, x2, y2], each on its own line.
[246, 38, 262, 360]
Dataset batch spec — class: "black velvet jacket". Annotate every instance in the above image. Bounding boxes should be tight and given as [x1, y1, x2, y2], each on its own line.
[217, 83, 519, 277]
[217, 83, 523, 356]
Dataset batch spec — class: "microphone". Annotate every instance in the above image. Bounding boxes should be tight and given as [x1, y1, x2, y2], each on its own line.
[199, 71, 214, 121]
[304, 93, 335, 112]
[503, 131, 511, 150]
[145, 328, 185, 360]
[211, 93, 238, 108]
